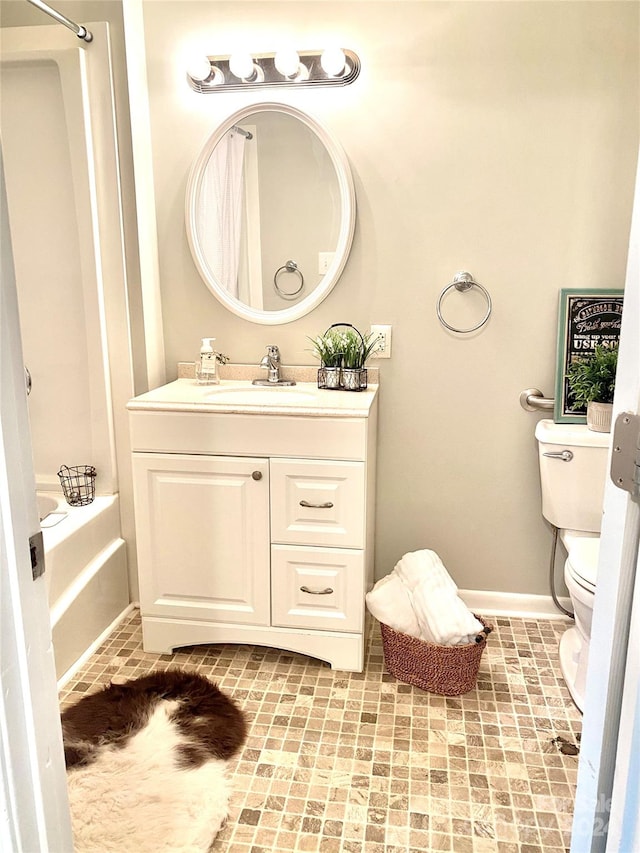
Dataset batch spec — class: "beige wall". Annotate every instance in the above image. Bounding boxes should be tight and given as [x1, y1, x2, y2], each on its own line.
[145, 1, 637, 593]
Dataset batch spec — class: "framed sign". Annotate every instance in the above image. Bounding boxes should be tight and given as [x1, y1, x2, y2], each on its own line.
[554, 289, 623, 423]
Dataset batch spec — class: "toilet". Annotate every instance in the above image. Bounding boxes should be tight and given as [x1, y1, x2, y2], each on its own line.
[535, 419, 611, 711]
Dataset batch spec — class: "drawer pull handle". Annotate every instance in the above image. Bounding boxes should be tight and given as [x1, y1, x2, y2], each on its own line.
[300, 585, 334, 595]
[252, 471, 263, 480]
[299, 500, 333, 508]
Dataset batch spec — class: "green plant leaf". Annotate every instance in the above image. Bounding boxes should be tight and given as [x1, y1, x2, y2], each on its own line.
[566, 344, 618, 405]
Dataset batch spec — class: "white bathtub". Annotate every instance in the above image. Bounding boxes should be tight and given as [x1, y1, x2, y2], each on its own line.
[38, 492, 131, 685]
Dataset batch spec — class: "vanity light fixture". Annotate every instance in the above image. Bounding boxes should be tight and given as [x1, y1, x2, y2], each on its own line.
[186, 55, 224, 85]
[320, 47, 347, 77]
[186, 48, 360, 92]
[228, 52, 265, 83]
[274, 48, 309, 81]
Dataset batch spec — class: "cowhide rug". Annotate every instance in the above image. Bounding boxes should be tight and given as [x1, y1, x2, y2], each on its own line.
[61, 670, 247, 853]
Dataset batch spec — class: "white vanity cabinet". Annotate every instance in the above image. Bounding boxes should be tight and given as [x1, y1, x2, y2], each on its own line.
[127, 379, 378, 671]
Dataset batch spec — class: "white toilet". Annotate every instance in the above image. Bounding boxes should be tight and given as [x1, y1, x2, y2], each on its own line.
[535, 419, 611, 711]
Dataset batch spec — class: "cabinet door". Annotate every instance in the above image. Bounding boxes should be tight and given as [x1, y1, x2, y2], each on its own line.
[270, 458, 365, 548]
[271, 545, 364, 632]
[132, 453, 270, 625]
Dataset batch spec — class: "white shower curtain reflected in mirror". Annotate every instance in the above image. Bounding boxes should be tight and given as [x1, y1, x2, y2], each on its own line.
[199, 129, 246, 297]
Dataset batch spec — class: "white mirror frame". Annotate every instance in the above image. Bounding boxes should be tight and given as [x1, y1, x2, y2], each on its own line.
[185, 102, 356, 325]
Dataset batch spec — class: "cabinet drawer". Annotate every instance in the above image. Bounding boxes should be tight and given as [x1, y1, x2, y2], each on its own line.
[270, 458, 365, 547]
[129, 411, 369, 460]
[271, 545, 364, 633]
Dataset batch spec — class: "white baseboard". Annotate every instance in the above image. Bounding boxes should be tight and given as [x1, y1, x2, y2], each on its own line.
[459, 588, 573, 620]
[57, 602, 136, 690]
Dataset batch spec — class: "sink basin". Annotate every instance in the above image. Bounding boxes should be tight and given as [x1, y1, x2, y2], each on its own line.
[204, 385, 319, 406]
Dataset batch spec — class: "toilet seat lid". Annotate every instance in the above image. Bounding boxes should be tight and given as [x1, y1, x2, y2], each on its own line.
[567, 537, 600, 590]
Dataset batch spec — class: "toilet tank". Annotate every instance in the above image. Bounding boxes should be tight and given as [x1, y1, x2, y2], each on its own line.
[535, 419, 611, 533]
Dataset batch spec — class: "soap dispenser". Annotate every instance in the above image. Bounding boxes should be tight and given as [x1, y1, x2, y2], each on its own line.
[196, 337, 220, 385]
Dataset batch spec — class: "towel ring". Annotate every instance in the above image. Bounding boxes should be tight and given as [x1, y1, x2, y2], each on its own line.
[436, 271, 492, 333]
[273, 260, 304, 299]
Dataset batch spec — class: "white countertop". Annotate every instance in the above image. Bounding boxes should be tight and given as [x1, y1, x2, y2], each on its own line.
[127, 378, 378, 418]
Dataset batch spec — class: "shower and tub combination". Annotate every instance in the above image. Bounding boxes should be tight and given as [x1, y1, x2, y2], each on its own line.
[1, 15, 133, 682]
[38, 492, 128, 682]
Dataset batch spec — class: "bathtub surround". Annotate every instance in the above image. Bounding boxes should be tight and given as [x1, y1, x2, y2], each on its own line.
[0, 19, 133, 497]
[61, 611, 582, 852]
[40, 491, 130, 682]
[0, 0, 156, 601]
[62, 670, 247, 852]
[1, 15, 136, 673]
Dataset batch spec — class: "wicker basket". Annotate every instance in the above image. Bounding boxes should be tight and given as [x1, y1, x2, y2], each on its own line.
[380, 616, 492, 695]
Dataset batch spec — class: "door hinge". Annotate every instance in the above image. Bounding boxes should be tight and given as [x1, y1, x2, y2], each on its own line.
[610, 412, 640, 504]
[30, 530, 45, 581]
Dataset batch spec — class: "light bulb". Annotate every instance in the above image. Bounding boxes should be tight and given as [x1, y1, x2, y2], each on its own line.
[274, 48, 301, 78]
[229, 52, 258, 81]
[186, 55, 212, 82]
[321, 47, 346, 77]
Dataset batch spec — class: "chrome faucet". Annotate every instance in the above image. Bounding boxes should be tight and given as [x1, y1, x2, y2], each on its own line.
[261, 345, 281, 382]
[253, 345, 296, 386]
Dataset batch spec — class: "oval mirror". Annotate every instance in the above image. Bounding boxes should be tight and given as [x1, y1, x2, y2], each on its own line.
[185, 103, 356, 325]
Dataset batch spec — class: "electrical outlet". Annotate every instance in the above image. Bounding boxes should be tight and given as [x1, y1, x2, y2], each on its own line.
[370, 324, 392, 359]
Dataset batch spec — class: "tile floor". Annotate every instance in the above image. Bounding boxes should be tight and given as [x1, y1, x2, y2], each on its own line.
[59, 611, 582, 853]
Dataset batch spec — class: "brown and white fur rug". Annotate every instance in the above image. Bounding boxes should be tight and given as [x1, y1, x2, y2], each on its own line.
[61, 670, 247, 853]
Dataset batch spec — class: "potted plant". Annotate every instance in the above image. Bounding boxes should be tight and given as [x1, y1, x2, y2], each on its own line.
[341, 328, 379, 390]
[308, 329, 344, 388]
[566, 344, 618, 432]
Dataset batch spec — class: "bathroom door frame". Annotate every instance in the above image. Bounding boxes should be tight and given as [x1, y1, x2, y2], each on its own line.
[0, 151, 73, 851]
[571, 150, 640, 852]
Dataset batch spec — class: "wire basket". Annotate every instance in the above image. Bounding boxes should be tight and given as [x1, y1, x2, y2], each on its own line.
[315, 323, 369, 391]
[57, 465, 96, 507]
[380, 616, 493, 695]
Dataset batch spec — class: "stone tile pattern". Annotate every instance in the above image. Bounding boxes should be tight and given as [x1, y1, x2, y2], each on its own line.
[59, 613, 581, 853]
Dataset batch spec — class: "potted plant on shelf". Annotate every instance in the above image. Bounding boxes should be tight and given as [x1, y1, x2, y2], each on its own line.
[308, 329, 345, 389]
[341, 328, 380, 391]
[566, 344, 618, 432]
[309, 325, 380, 391]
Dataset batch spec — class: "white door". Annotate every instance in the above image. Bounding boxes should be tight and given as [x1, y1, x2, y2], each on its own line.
[0, 152, 72, 851]
[571, 151, 640, 851]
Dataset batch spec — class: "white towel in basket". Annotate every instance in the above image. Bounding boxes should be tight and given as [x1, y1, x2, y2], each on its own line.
[412, 582, 483, 646]
[393, 549, 458, 594]
[365, 574, 422, 639]
[369, 549, 485, 646]
[394, 549, 482, 646]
